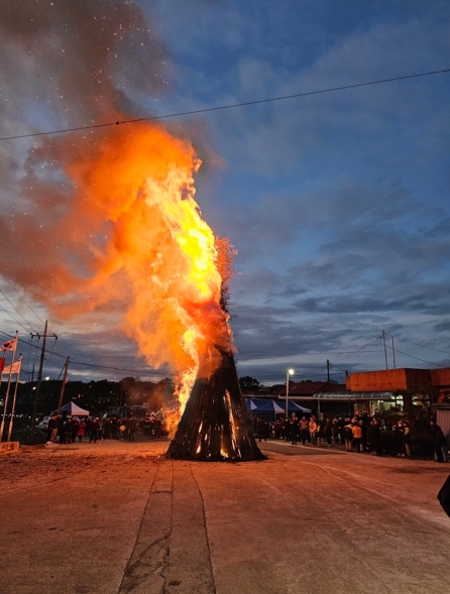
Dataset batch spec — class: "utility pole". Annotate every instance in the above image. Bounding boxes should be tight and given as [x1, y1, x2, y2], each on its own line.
[382, 330, 389, 370]
[57, 357, 70, 414]
[391, 337, 397, 369]
[30, 321, 57, 443]
[326, 359, 330, 382]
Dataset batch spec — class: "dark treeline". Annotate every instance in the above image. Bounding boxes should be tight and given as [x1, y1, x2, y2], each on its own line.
[0, 376, 175, 417]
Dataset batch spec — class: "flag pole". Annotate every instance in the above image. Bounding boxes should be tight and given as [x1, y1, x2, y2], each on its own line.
[7, 355, 22, 442]
[0, 331, 18, 443]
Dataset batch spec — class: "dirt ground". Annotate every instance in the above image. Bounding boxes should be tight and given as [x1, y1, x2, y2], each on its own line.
[2, 439, 450, 594]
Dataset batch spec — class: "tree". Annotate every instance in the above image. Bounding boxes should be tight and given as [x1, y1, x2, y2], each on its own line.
[239, 376, 260, 392]
[392, 383, 440, 432]
[215, 236, 237, 314]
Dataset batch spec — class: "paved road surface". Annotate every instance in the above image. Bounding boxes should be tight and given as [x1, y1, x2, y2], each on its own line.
[2, 439, 450, 594]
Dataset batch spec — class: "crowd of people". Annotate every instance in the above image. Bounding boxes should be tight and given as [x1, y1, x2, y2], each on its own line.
[45, 411, 167, 444]
[253, 411, 448, 462]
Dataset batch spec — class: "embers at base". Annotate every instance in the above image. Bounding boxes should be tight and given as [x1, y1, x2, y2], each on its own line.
[167, 351, 265, 462]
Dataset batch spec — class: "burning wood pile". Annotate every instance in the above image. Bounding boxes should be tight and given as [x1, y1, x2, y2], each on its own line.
[168, 349, 264, 462]
[2, 2, 264, 462]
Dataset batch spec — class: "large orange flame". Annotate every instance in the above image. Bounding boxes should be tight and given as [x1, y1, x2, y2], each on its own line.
[26, 122, 234, 416]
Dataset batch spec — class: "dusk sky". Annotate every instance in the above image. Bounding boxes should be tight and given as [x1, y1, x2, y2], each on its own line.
[0, 0, 449, 386]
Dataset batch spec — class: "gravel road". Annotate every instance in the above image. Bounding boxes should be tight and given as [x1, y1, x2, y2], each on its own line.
[2, 440, 450, 594]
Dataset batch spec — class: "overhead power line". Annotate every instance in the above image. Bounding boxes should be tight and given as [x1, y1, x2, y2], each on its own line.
[332, 335, 382, 364]
[0, 302, 32, 335]
[384, 332, 450, 356]
[1, 67, 449, 142]
[385, 344, 447, 369]
[0, 273, 45, 326]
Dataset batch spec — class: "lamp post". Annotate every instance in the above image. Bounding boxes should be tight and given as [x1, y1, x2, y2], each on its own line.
[286, 369, 294, 419]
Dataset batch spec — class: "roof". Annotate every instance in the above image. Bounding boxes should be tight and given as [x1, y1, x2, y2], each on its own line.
[281, 381, 330, 396]
[313, 391, 394, 400]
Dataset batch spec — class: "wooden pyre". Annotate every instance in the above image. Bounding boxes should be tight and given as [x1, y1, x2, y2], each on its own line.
[167, 350, 265, 461]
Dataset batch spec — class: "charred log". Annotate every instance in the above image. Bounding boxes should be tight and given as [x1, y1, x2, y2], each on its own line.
[167, 350, 265, 462]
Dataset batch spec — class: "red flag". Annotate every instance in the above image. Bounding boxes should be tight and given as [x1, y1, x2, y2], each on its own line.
[0, 358, 4, 372]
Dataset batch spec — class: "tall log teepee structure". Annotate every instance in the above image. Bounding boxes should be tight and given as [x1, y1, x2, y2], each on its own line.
[167, 349, 265, 462]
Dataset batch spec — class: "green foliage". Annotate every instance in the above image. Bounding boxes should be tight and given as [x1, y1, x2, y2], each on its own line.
[239, 376, 260, 392]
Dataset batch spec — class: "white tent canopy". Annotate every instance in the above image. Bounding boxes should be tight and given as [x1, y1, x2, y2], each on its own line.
[53, 401, 90, 416]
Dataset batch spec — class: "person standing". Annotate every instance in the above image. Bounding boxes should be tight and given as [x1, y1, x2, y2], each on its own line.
[90, 417, 100, 443]
[316, 419, 325, 447]
[289, 415, 299, 445]
[300, 416, 309, 445]
[71, 418, 79, 444]
[77, 420, 86, 442]
[337, 416, 345, 444]
[257, 417, 267, 442]
[371, 418, 383, 456]
[393, 421, 405, 457]
[331, 418, 340, 445]
[351, 420, 363, 452]
[325, 418, 333, 447]
[402, 421, 412, 458]
[343, 418, 353, 452]
[274, 418, 282, 440]
[65, 417, 74, 444]
[309, 416, 317, 445]
[430, 419, 446, 463]
[47, 415, 59, 443]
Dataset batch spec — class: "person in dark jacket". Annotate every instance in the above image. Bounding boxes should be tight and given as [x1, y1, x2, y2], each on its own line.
[289, 415, 299, 445]
[90, 417, 100, 443]
[47, 415, 59, 443]
[370, 417, 382, 456]
[402, 421, 412, 458]
[393, 421, 404, 456]
[325, 418, 333, 447]
[257, 417, 267, 442]
[430, 419, 447, 463]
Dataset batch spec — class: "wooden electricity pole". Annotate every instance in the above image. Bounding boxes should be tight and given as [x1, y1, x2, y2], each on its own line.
[382, 330, 389, 370]
[29, 321, 58, 443]
[57, 357, 70, 414]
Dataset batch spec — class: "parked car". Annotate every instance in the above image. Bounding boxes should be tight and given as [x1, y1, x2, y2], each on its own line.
[38, 416, 51, 431]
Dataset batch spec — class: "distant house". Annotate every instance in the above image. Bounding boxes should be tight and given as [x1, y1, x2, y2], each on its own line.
[277, 380, 347, 416]
[310, 367, 450, 417]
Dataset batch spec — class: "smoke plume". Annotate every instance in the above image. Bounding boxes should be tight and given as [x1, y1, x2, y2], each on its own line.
[0, 1, 233, 406]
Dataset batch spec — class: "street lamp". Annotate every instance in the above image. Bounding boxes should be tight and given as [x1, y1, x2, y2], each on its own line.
[286, 369, 294, 418]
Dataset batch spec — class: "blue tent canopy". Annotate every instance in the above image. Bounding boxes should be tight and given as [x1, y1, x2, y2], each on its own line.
[283, 401, 311, 414]
[244, 398, 311, 415]
[52, 401, 90, 416]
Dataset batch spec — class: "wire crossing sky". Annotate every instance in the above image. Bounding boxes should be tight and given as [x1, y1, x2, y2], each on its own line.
[0, 0, 449, 384]
[1, 67, 448, 141]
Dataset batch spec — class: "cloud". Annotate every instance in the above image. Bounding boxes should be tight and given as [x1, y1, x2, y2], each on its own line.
[1, 1, 449, 384]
